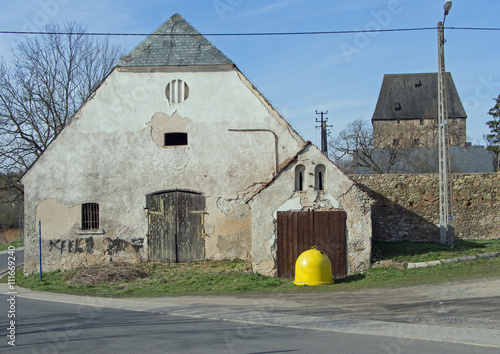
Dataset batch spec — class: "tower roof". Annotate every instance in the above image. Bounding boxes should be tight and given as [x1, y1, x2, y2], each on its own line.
[117, 13, 234, 67]
[372, 73, 467, 121]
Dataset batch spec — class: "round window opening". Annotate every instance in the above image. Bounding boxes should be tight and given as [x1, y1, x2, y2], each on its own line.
[166, 79, 189, 104]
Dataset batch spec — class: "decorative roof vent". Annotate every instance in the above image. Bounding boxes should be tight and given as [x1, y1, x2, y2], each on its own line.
[415, 79, 422, 88]
[393, 101, 401, 112]
[166, 79, 189, 104]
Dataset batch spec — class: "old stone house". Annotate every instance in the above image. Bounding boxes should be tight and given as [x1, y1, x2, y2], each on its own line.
[372, 73, 467, 148]
[21, 14, 372, 277]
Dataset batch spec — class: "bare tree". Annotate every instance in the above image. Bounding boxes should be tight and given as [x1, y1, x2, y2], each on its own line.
[0, 22, 124, 201]
[329, 118, 408, 174]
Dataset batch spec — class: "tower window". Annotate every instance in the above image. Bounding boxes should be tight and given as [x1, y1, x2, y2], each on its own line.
[164, 132, 188, 146]
[295, 165, 305, 191]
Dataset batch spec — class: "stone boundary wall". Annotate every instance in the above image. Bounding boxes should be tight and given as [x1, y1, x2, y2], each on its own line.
[351, 173, 500, 242]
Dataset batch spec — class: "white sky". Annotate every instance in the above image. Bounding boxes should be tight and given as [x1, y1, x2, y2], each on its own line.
[1, 0, 499, 147]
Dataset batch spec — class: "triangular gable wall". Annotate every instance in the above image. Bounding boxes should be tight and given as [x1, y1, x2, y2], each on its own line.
[22, 13, 304, 183]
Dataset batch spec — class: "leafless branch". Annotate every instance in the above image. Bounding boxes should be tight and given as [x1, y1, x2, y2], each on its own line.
[0, 22, 124, 200]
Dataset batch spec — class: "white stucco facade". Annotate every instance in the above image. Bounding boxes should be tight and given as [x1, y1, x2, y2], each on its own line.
[22, 66, 305, 273]
[21, 14, 373, 277]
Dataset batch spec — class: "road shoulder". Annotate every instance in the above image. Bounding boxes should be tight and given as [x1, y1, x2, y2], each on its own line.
[2, 277, 500, 348]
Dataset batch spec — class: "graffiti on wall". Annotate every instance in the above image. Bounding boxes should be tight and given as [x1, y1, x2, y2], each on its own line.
[48, 237, 144, 255]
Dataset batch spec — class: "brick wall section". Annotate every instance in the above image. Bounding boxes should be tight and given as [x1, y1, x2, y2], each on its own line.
[351, 173, 500, 242]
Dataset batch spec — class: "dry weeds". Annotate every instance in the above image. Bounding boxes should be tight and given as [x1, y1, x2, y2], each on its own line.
[0, 228, 20, 244]
[64, 262, 149, 286]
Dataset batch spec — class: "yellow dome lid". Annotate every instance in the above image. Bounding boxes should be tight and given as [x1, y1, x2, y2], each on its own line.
[293, 247, 334, 286]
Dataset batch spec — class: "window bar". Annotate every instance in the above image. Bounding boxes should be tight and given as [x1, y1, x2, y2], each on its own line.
[178, 79, 183, 104]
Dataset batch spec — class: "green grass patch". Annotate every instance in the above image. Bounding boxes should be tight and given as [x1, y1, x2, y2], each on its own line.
[372, 239, 500, 263]
[13, 257, 500, 297]
[0, 239, 23, 252]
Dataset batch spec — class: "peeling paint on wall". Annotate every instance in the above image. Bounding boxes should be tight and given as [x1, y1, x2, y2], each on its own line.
[273, 197, 301, 218]
[36, 199, 81, 240]
[216, 196, 251, 220]
[32, 236, 145, 273]
[146, 111, 190, 147]
[216, 228, 251, 260]
[322, 194, 341, 209]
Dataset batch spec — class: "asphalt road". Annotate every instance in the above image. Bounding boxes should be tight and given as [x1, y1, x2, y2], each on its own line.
[0, 248, 24, 275]
[1, 294, 498, 354]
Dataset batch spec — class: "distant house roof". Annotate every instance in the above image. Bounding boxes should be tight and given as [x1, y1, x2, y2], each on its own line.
[372, 73, 467, 121]
[117, 13, 234, 67]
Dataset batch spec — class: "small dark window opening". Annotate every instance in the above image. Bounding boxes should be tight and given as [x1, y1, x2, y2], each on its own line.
[164, 132, 188, 146]
[413, 138, 420, 147]
[295, 164, 305, 191]
[315, 164, 326, 191]
[82, 203, 99, 230]
[393, 139, 400, 147]
[420, 119, 424, 125]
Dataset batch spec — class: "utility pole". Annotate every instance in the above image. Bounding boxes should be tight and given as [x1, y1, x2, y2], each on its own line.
[437, 1, 455, 247]
[315, 111, 332, 155]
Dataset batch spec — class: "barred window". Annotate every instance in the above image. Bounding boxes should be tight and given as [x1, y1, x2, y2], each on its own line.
[82, 203, 99, 230]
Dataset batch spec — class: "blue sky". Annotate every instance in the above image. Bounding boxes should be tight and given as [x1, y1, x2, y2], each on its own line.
[1, 0, 499, 147]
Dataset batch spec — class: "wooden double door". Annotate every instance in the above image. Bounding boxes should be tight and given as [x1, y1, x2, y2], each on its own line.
[147, 191, 205, 262]
[277, 210, 347, 279]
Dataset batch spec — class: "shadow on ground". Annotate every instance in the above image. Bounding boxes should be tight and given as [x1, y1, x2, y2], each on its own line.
[372, 240, 488, 261]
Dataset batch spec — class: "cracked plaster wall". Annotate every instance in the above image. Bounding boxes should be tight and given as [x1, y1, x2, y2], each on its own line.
[22, 67, 305, 274]
[249, 145, 373, 276]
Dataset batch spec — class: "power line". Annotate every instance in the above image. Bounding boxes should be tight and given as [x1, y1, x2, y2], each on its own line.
[0, 26, 499, 37]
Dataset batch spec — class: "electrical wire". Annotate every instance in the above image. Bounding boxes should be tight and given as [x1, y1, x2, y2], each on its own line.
[0, 27, 499, 37]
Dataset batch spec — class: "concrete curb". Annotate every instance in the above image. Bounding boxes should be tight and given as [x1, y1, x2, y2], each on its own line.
[0, 246, 24, 255]
[407, 252, 500, 269]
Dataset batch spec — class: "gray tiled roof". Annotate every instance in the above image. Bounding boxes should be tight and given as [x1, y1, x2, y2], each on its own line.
[117, 13, 233, 67]
[372, 73, 467, 121]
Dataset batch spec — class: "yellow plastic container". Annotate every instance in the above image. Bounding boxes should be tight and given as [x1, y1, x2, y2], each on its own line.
[293, 247, 334, 286]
